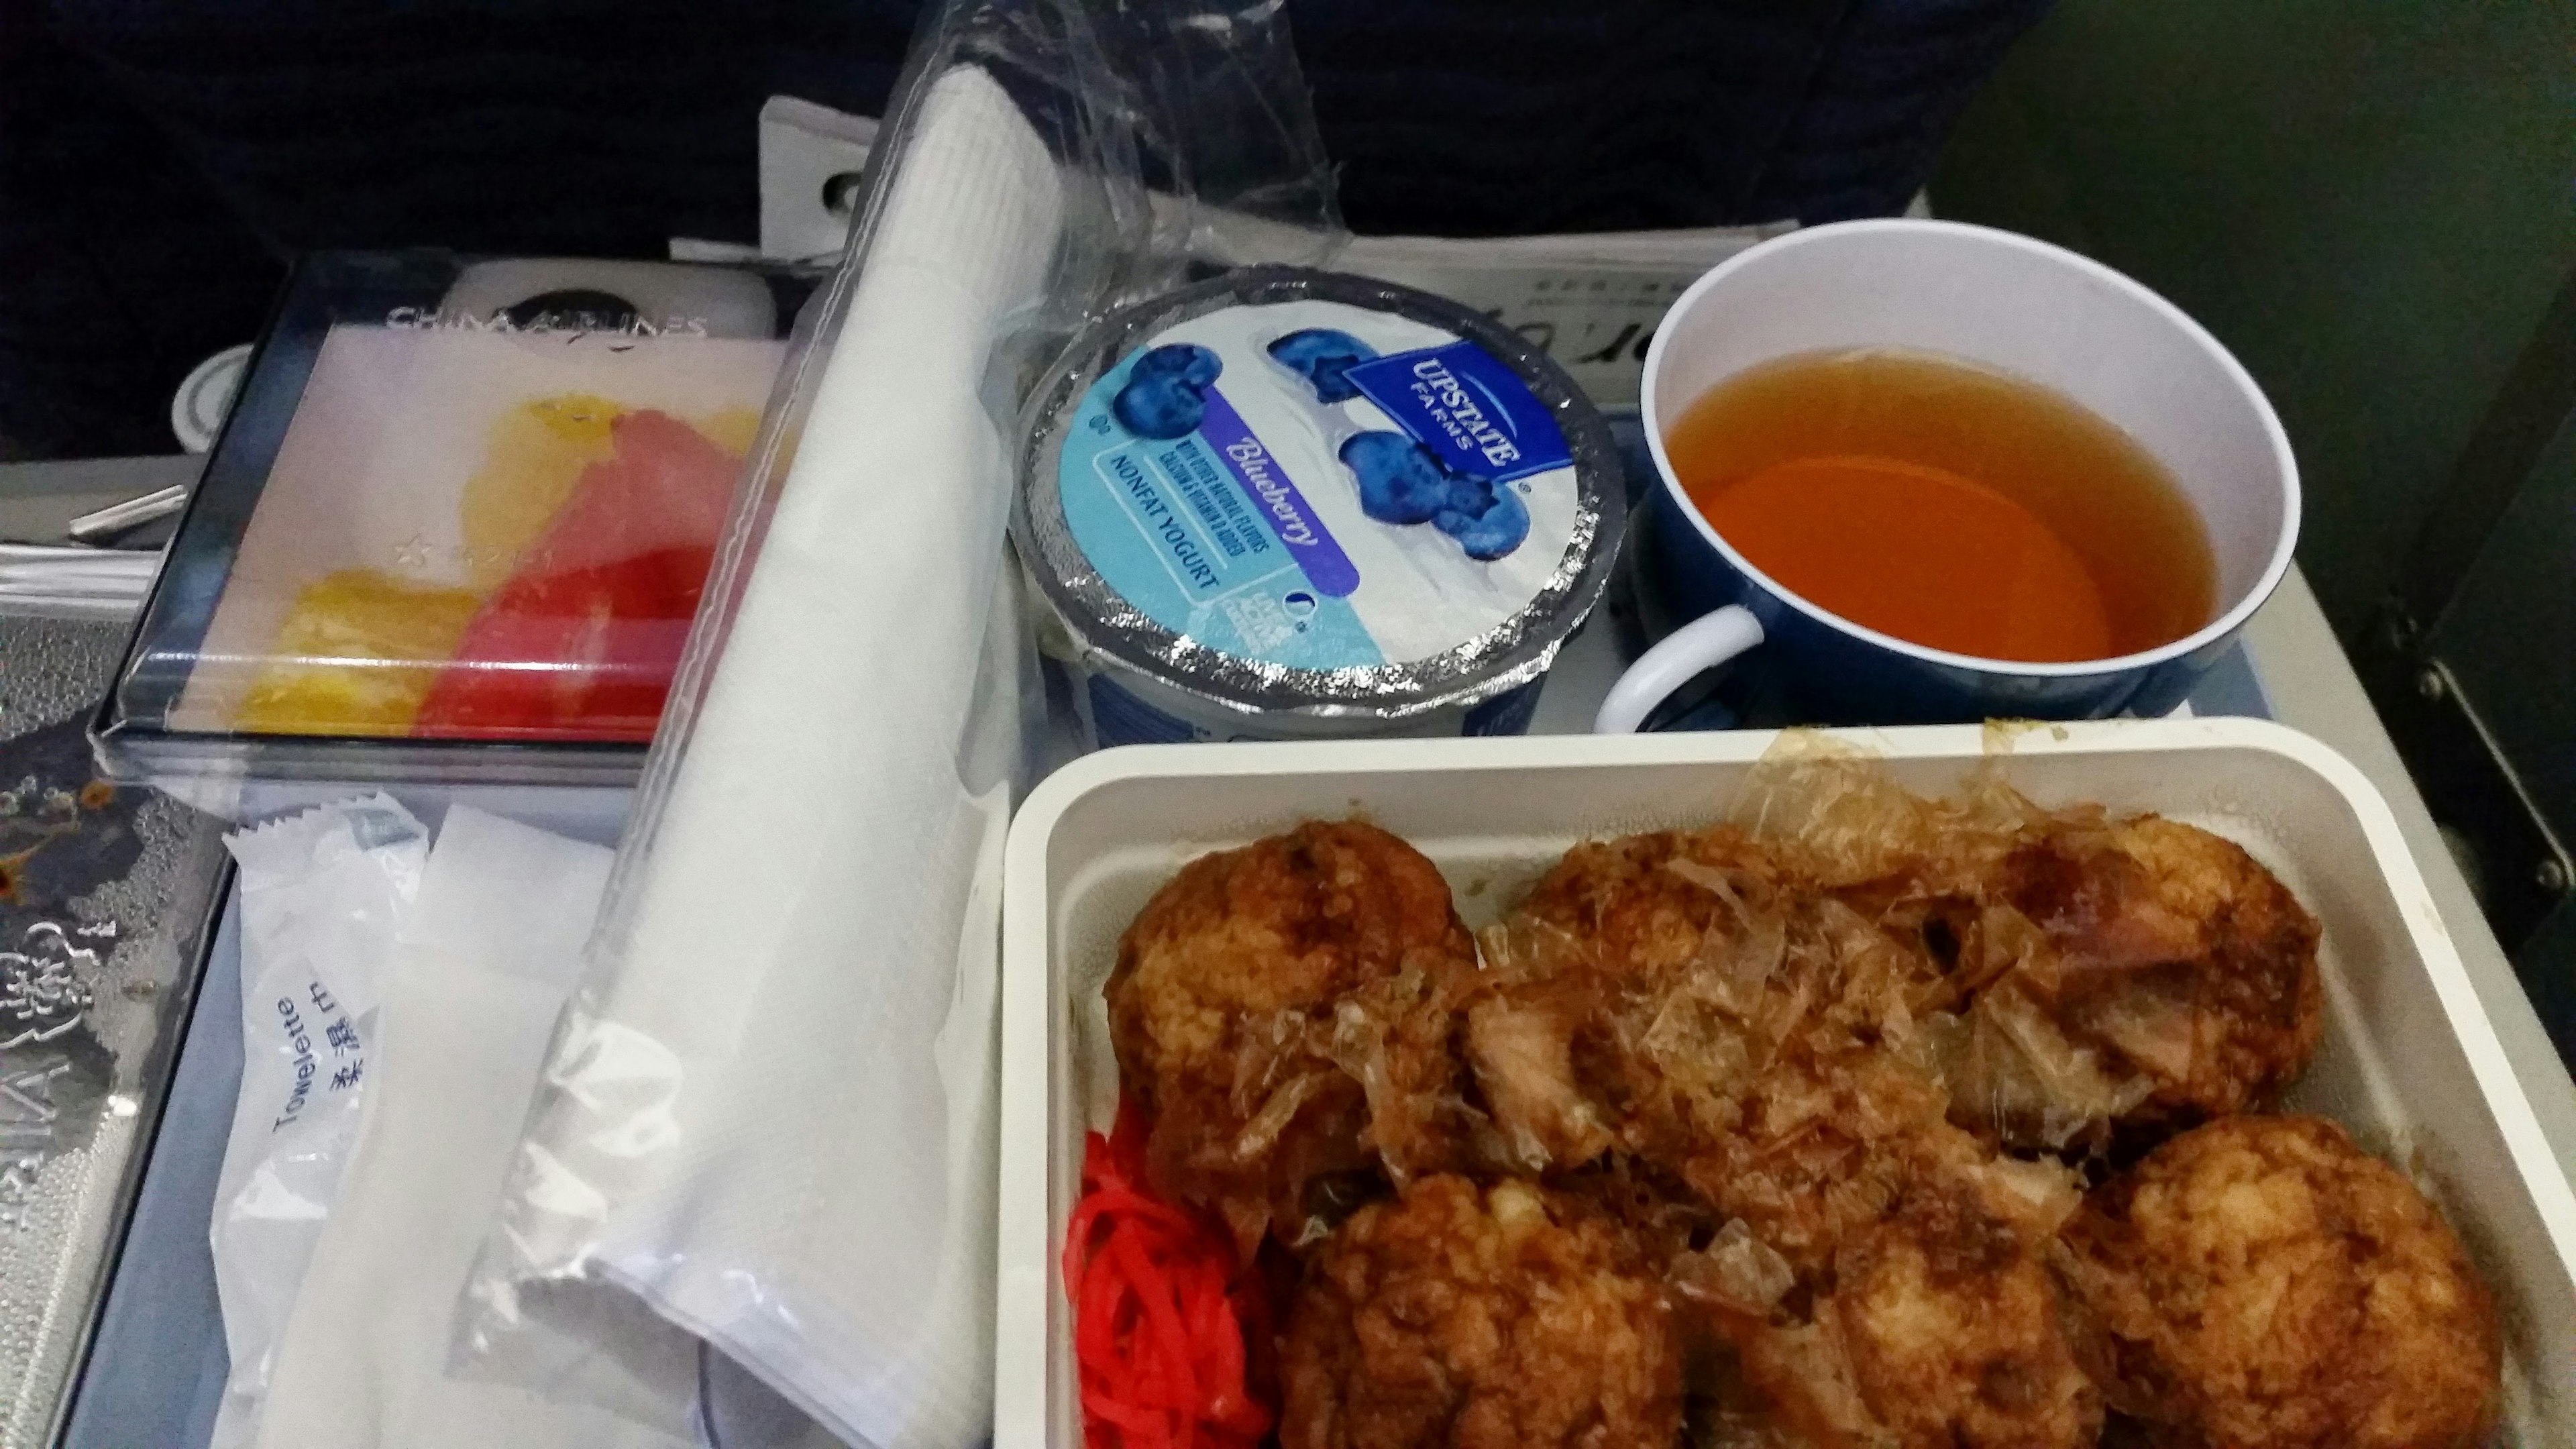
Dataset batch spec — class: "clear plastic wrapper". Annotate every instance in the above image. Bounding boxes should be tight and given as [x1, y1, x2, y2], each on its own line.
[1014, 266, 1623, 747]
[209, 795, 429, 1449]
[93, 253, 819, 796]
[456, 3, 1338, 1446]
[251, 806, 685, 1449]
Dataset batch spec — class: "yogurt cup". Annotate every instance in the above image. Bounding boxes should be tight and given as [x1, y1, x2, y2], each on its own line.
[1014, 266, 1622, 747]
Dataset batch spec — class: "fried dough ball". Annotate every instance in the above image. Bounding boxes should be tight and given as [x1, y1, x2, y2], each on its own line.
[1471, 827, 1976, 1272]
[1825, 1165, 2099, 1449]
[1507, 826, 1794, 988]
[1460, 826, 1792, 1177]
[1852, 815, 2324, 1157]
[1107, 820, 1476, 1254]
[1994, 818, 2321, 1133]
[1682, 1048, 1986, 1277]
[1281, 1176, 1682, 1449]
[1731, 756, 2319, 1125]
[2057, 1115, 2502, 1449]
[1682, 1157, 2096, 1449]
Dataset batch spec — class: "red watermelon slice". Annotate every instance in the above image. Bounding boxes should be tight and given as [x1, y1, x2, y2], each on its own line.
[415, 409, 741, 742]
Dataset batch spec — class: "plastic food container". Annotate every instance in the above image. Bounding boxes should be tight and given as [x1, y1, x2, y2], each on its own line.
[93, 250, 816, 792]
[1014, 266, 1623, 747]
[996, 719, 2576, 1448]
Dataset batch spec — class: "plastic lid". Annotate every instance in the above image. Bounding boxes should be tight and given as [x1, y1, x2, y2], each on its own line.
[1015, 266, 1623, 723]
[99, 251, 814, 789]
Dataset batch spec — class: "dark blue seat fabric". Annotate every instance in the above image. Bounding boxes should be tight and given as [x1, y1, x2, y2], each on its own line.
[0, 0, 2053, 457]
[1743, 0, 2057, 223]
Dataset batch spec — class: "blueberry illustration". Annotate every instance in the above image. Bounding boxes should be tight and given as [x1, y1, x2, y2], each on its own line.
[1112, 345, 1222, 437]
[1269, 329, 1377, 403]
[1338, 431, 1454, 524]
[1131, 342, 1222, 386]
[1112, 374, 1201, 439]
[1434, 481, 1530, 561]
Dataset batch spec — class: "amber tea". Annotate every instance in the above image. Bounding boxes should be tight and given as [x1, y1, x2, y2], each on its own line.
[1664, 348, 2217, 663]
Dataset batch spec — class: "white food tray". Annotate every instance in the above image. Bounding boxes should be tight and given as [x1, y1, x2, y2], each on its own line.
[995, 719, 2576, 1448]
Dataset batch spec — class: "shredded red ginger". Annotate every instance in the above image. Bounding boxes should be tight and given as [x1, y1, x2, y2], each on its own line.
[1064, 1099, 1275, 1449]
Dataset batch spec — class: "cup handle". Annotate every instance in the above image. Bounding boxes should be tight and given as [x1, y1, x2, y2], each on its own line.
[1593, 605, 1766, 733]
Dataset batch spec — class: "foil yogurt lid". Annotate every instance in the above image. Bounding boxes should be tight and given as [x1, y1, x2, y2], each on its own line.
[1016, 266, 1622, 722]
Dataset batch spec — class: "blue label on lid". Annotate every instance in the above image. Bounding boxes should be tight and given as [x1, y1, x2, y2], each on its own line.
[1345, 340, 1572, 486]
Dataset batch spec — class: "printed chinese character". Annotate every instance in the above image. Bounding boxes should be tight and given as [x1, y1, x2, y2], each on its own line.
[327, 1019, 360, 1057]
[0, 1150, 41, 1232]
[0, 922, 94, 1050]
[0, 1062, 68, 1133]
[331, 1062, 364, 1091]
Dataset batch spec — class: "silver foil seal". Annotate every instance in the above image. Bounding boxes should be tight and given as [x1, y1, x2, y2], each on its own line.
[1014, 266, 1623, 727]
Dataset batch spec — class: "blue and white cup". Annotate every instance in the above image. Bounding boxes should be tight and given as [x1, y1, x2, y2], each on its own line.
[1595, 219, 2298, 732]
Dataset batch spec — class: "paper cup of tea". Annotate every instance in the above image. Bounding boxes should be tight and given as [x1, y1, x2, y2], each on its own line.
[1597, 218, 2298, 731]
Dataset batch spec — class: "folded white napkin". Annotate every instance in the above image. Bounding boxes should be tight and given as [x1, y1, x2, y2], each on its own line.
[471, 64, 1061, 1449]
[252, 806, 692, 1449]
